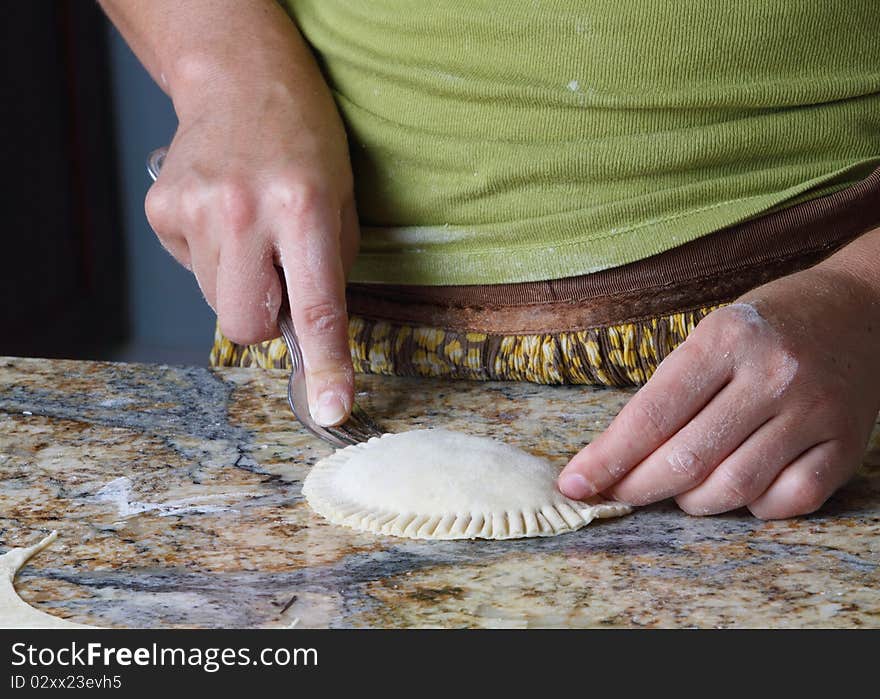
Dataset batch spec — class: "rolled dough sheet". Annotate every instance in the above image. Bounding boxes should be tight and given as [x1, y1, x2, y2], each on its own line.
[0, 532, 96, 629]
[303, 429, 632, 540]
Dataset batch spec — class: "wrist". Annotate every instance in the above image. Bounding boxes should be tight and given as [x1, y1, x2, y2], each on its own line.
[168, 50, 292, 120]
[164, 8, 316, 122]
[809, 231, 880, 347]
[815, 226, 880, 298]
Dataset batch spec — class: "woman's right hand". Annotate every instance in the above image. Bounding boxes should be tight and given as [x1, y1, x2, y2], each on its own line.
[144, 49, 358, 427]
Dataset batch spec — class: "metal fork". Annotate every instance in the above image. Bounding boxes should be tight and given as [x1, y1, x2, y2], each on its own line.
[147, 146, 384, 447]
[276, 305, 384, 446]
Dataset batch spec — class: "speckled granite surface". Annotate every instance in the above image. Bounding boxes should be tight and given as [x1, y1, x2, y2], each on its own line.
[0, 357, 877, 628]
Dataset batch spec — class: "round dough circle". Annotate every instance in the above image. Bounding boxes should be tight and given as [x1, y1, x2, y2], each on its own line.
[303, 429, 631, 540]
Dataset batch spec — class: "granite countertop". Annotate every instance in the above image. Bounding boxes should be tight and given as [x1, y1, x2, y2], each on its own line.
[0, 356, 877, 628]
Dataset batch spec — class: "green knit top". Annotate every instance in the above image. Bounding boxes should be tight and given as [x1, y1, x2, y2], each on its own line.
[284, 0, 880, 285]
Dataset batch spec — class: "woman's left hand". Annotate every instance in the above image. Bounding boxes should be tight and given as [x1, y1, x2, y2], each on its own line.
[558, 231, 880, 519]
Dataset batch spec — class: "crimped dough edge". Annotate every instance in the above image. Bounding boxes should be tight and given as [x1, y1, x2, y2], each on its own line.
[302, 438, 632, 541]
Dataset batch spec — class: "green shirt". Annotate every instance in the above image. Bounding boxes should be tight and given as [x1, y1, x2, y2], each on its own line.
[284, 0, 880, 285]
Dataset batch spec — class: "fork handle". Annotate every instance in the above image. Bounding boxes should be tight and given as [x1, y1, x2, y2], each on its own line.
[277, 303, 303, 375]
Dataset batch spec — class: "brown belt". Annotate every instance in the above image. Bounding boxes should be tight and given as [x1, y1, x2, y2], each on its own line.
[346, 167, 880, 334]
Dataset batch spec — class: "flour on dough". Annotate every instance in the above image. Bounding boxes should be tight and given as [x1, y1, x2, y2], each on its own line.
[303, 429, 631, 540]
[0, 532, 96, 629]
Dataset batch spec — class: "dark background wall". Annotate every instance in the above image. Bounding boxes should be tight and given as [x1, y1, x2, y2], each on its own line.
[106, 18, 214, 365]
[0, 1, 214, 365]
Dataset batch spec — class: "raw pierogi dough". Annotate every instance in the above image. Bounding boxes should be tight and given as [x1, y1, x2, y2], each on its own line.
[303, 429, 631, 540]
[0, 532, 96, 629]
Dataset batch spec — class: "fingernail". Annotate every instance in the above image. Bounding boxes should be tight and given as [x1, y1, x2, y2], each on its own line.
[312, 392, 347, 427]
[558, 473, 596, 500]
